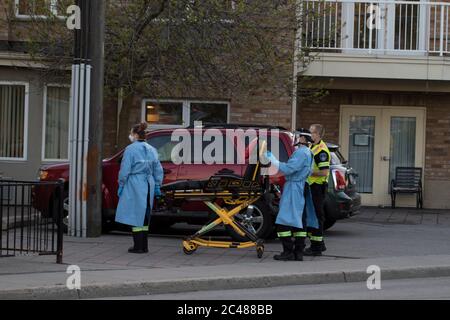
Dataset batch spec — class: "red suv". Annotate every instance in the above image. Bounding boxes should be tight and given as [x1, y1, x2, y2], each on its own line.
[34, 124, 360, 239]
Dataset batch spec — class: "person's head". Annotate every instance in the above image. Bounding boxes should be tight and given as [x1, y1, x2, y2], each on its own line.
[294, 128, 313, 146]
[309, 124, 325, 143]
[129, 122, 148, 142]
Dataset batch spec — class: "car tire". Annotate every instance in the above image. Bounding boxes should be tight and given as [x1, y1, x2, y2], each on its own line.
[225, 198, 275, 242]
[323, 218, 336, 230]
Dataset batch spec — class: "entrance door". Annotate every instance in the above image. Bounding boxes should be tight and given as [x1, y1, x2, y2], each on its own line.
[340, 106, 426, 207]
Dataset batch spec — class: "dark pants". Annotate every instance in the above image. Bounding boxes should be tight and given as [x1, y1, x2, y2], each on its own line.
[276, 224, 306, 237]
[308, 183, 327, 243]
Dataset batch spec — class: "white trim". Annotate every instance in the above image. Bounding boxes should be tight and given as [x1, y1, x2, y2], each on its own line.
[141, 98, 231, 129]
[14, 0, 66, 20]
[41, 84, 71, 162]
[0, 81, 29, 162]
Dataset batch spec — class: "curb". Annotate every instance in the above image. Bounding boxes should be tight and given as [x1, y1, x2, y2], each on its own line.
[2, 265, 450, 299]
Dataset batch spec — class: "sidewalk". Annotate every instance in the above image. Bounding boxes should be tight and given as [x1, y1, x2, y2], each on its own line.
[1, 207, 449, 299]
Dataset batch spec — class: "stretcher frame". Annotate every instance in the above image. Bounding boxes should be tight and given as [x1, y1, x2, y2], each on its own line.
[161, 141, 269, 258]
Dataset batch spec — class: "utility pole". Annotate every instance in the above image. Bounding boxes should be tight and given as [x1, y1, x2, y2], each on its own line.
[69, 0, 105, 237]
[86, 0, 105, 237]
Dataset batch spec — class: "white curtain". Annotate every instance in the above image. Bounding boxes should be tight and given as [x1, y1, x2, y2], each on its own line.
[0, 85, 25, 158]
[389, 117, 416, 184]
[45, 86, 70, 160]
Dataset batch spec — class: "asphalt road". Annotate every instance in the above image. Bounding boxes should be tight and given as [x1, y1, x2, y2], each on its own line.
[104, 277, 450, 300]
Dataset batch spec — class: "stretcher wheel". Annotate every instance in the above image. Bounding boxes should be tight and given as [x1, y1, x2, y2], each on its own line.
[256, 245, 264, 259]
[183, 241, 197, 255]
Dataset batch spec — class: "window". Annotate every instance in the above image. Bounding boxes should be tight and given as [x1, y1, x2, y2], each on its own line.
[43, 86, 70, 161]
[144, 101, 184, 126]
[147, 134, 180, 162]
[142, 99, 229, 128]
[0, 83, 28, 160]
[190, 103, 228, 126]
[15, 0, 66, 18]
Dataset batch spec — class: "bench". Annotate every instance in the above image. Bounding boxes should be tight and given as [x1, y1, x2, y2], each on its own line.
[390, 167, 423, 209]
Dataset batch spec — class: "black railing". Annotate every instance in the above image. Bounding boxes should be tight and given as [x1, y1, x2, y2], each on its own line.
[0, 180, 64, 264]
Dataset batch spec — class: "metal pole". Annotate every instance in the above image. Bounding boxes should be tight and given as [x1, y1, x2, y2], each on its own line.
[69, 0, 104, 238]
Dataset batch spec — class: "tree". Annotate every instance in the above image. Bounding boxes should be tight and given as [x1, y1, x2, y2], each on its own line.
[5, 0, 329, 102]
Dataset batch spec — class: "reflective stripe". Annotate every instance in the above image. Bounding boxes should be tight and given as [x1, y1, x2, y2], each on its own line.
[307, 232, 312, 238]
[132, 227, 148, 232]
[277, 231, 292, 238]
[293, 232, 307, 237]
[310, 236, 323, 242]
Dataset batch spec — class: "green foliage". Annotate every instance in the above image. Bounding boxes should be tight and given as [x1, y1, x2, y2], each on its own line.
[10, 0, 328, 102]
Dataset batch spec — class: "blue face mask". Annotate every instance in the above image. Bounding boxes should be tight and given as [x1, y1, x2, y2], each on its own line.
[129, 134, 136, 143]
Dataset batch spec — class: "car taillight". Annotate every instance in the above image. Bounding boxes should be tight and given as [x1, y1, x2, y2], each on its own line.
[333, 170, 346, 191]
[39, 170, 49, 180]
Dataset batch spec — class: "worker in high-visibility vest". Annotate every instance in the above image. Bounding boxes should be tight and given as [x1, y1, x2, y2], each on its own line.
[305, 124, 331, 256]
[265, 129, 319, 261]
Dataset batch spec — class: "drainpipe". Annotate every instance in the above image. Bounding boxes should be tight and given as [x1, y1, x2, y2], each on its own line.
[291, 1, 302, 131]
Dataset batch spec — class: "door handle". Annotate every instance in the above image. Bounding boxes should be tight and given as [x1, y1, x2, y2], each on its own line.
[381, 156, 391, 161]
[163, 169, 172, 174]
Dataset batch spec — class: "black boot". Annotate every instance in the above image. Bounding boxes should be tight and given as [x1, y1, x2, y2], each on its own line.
[128, 231, 146, 254]
[294, 237, 306, 261]
[142, 231, 149, 253]
[303, 241, 322, 256]
[274, 238, 295, 261]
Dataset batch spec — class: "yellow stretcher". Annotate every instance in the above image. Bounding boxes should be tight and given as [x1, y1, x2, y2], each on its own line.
[160, 141, 270, 258]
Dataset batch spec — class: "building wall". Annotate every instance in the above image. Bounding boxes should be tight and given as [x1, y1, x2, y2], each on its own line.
[0, 67, 45, 180]
[297, 89, 450, 209]
[102, 85, 294, 158]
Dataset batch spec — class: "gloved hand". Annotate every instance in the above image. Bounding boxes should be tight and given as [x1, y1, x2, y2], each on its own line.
[264, 151, 276, 162]
[117, 186, 123, 198]
[154, 185, 162, 197]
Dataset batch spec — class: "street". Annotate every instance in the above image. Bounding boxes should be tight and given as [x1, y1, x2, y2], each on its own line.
[104, 276, 450, 300]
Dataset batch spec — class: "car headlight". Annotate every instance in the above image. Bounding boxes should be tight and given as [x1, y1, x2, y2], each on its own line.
[39, 170, 49, 180]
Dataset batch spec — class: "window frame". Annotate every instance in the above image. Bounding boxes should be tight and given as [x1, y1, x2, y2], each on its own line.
[141, 98, 230, 129]
[41, 83, 71, 162]
[14, 0, 66, 20]
[0, 81, 29, 162]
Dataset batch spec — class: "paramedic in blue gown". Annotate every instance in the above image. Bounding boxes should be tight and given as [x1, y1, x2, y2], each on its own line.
[265, 129, 318, 261]
[115, 122, 164, 254]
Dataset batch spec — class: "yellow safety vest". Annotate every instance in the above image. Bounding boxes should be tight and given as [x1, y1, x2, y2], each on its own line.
[307, 140, 331, 185]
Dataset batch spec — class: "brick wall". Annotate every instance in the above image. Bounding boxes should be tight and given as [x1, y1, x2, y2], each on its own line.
[297, 90, 450, 181]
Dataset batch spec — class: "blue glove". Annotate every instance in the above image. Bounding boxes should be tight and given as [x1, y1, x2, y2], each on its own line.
[265, 151, 276, 162]
[154, 185, 162, 197]
[117, 186, 123, 198]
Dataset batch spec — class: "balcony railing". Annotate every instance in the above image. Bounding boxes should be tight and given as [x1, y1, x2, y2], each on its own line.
[301, 0, 450, 56]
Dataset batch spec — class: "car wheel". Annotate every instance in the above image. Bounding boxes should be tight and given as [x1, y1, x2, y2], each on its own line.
[323, 218, 336, 230]
[225, 198, 274, 242]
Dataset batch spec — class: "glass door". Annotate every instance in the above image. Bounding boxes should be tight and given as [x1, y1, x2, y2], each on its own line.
[379, 108, 426, 206]
[341, 106, 425, 207]
[341, 107, 383, 206]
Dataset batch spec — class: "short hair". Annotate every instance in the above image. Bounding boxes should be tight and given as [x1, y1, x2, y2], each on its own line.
[311, 124, 325, 138]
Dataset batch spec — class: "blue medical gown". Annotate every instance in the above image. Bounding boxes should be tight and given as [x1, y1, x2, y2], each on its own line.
[271, 146, 319, 229]
[115, 141, 164, 227]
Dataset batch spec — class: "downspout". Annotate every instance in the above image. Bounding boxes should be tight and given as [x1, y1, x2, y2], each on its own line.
[291, 0, 302, 131]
